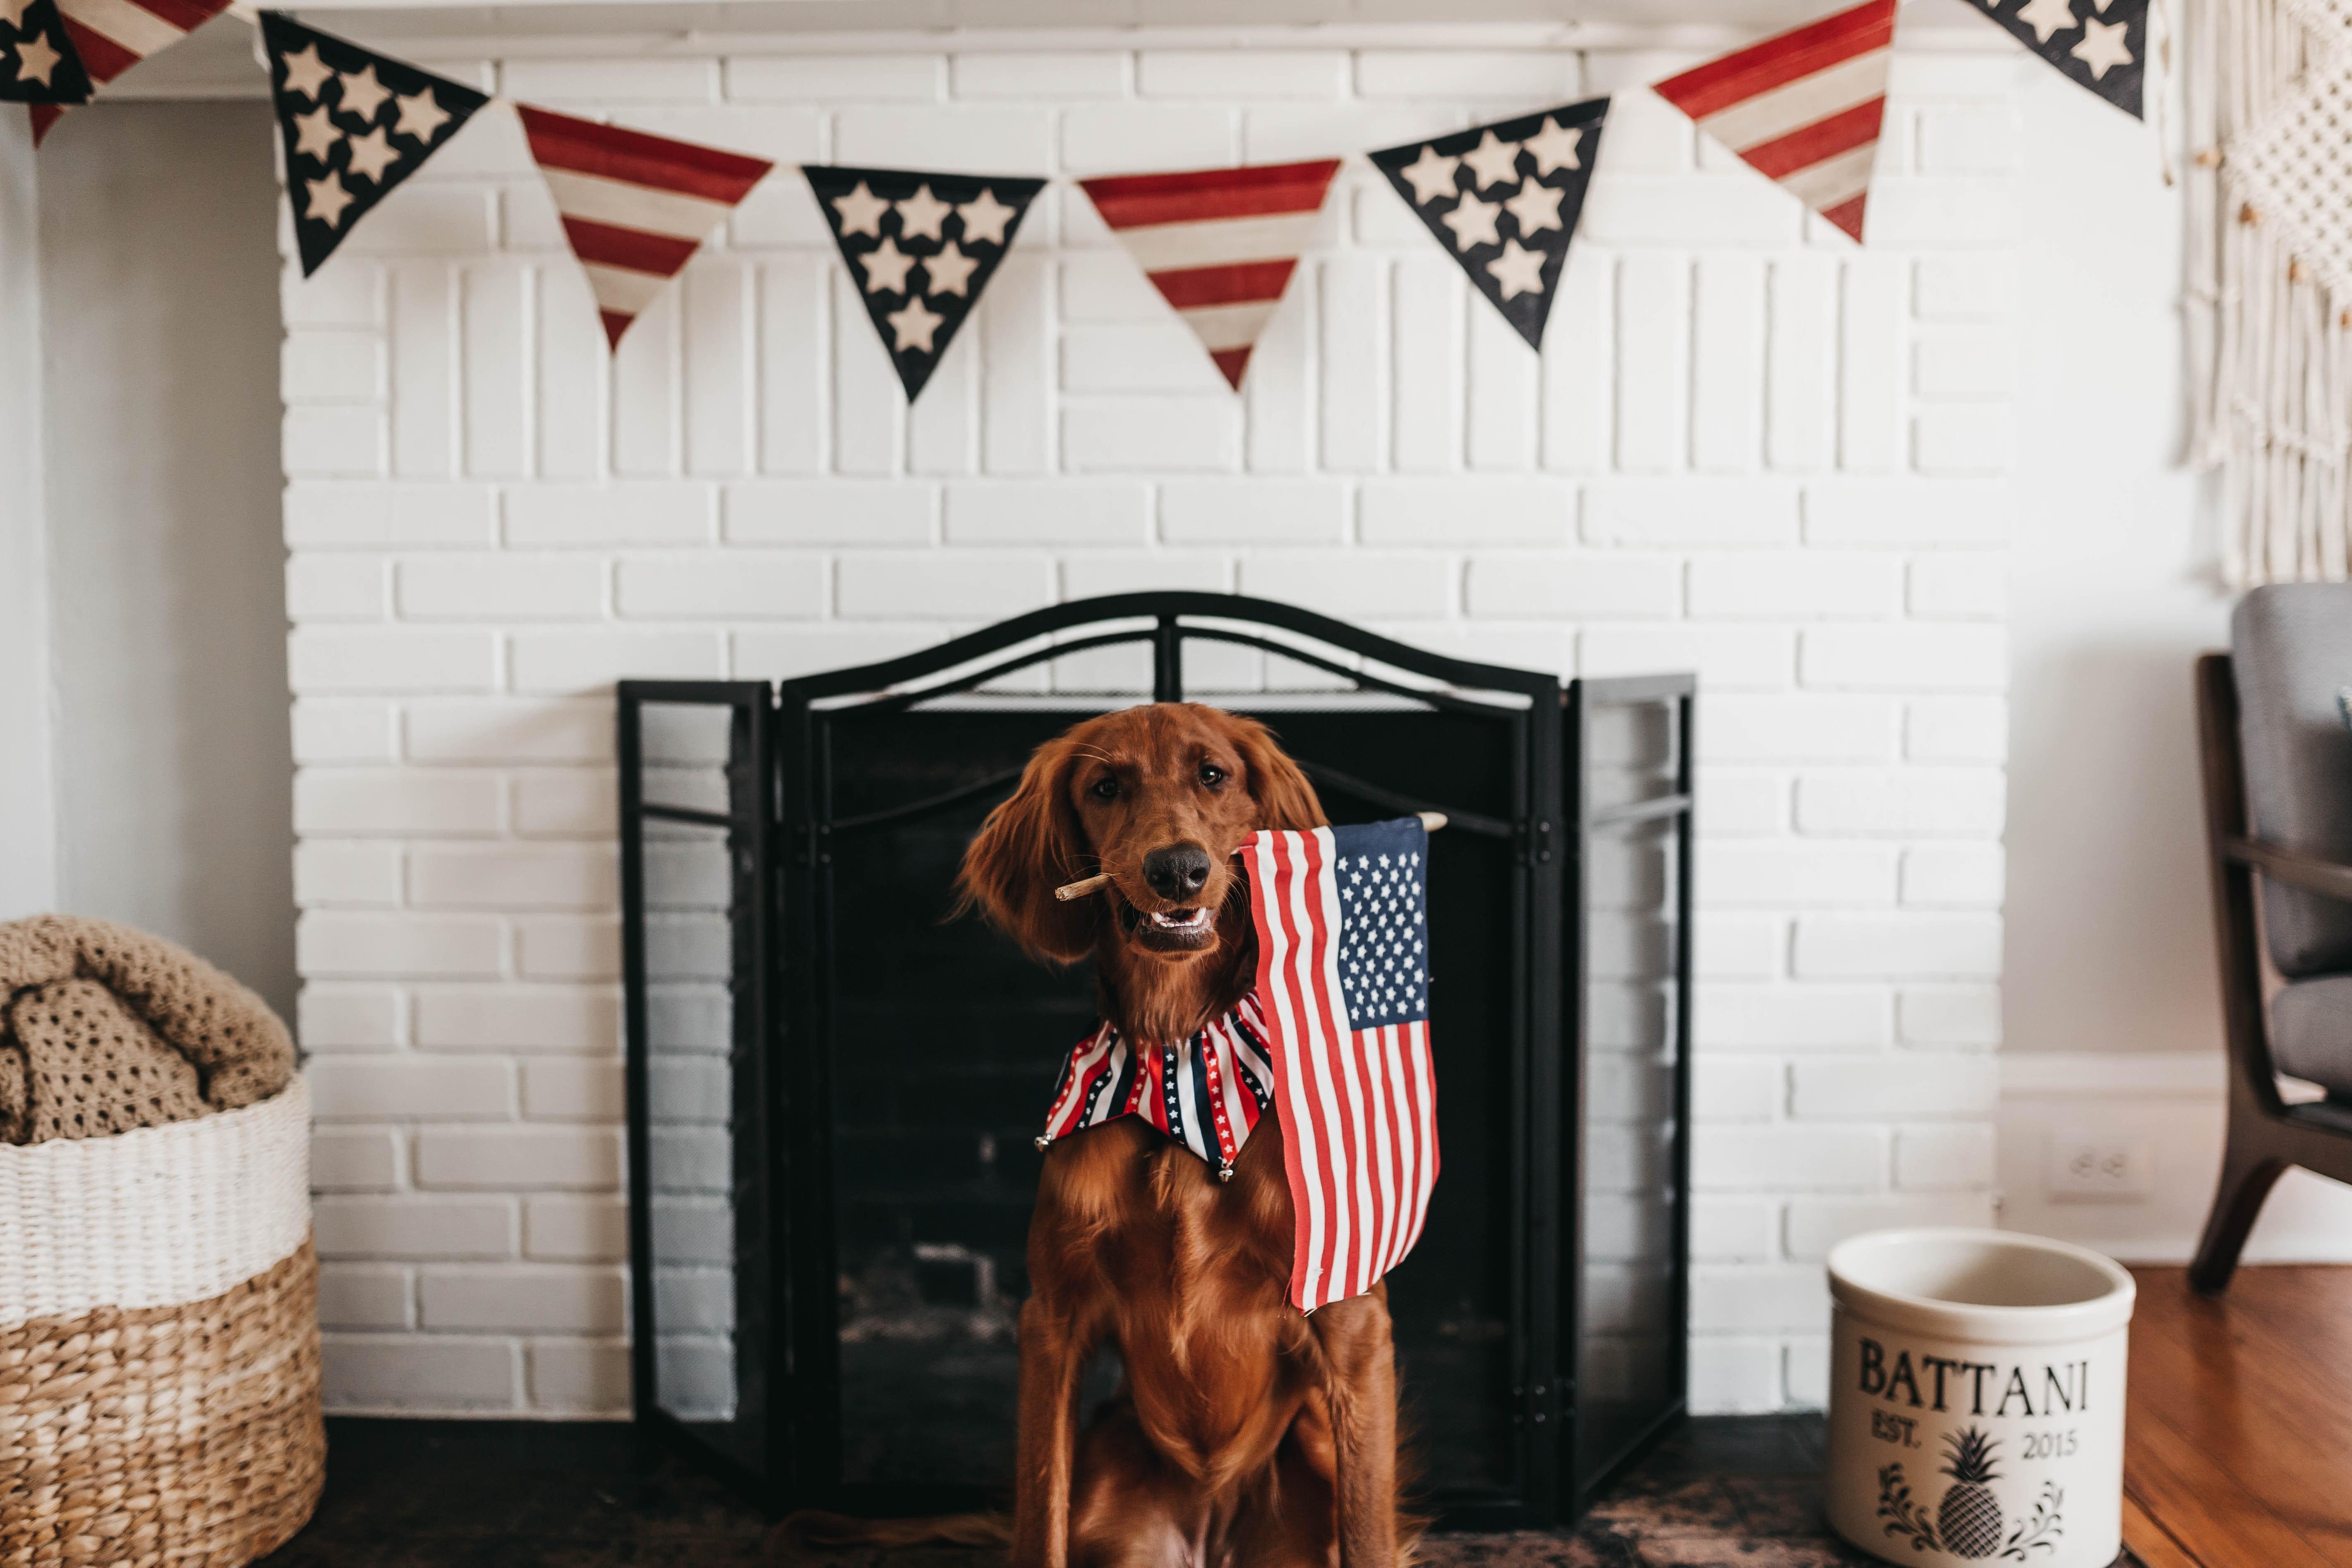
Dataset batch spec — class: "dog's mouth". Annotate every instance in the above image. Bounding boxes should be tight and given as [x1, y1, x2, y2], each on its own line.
[1117, 898, 1218, 954]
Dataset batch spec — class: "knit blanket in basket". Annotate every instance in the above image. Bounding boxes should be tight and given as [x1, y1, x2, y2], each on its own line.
[0, 914, 295, 1145]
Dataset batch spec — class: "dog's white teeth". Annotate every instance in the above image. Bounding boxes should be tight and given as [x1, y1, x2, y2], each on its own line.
[1147, 909, 1209, 931]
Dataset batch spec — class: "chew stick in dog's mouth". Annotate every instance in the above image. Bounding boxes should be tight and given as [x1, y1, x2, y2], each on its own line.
[1050, 810, 1448, 902]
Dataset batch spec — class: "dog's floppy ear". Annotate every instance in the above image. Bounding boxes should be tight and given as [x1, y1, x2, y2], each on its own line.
[955, 735, 1097, 964]
[1228, 716, 1326, 832]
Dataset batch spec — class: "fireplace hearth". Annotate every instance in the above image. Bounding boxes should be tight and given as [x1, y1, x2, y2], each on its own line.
[618, 592, 1693, 1529]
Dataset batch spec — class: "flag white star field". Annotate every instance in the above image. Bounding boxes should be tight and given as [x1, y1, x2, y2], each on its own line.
[1246, 817, 1440, 1314]
[1078, 159, 1341, 390]
[1653, 0, 1896, 243]
[802, 165, 1045, 400]
[30, 0, 228, 141]
[518, 105, 774, 349]
[1959, 0, 2146, 117]
[1371, 98, 1609, 351]
[262, 14, 489, 277]
[0, 0, 90, 107]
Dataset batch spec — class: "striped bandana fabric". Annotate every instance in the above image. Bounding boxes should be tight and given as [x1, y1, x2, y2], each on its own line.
[516, 105, 774, 348]
[1652, 0, 1896, 243]
[1037, 998, 1275, 1178]
[1246, 818, 1439, 1314]
[30, 0, 231, 142]
[1077, 158, 1341, 389]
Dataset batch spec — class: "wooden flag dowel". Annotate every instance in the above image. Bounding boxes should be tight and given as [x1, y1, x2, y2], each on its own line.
[1049, 811, 1447, 902]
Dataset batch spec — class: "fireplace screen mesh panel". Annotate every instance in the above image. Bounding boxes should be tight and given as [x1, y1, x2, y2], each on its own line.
[618, 592, 1692, 1530]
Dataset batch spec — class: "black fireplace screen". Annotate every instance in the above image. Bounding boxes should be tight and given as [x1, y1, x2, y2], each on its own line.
[618, 592, 1692, 1529]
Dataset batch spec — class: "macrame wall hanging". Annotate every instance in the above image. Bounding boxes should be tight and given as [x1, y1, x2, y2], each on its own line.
[2187, 0, 2352, 585]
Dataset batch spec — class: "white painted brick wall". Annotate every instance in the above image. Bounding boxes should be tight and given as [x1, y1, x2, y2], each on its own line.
[279, 30, 2020, 1417]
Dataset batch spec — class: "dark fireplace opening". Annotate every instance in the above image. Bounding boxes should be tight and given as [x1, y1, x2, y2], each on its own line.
[619, 592, 1692, 1530]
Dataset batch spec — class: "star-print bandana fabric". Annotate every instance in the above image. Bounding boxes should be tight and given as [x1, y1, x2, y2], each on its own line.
[262, 12, 489, 277]
[0, 0, 92, 108]
[802, 165, 1045, 400]
[1958, 0, 2148, 118]
[1371, 99, 1610, 351]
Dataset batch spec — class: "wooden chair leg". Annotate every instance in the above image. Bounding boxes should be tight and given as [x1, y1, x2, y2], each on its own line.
[2188, 1143, 2289, 1296]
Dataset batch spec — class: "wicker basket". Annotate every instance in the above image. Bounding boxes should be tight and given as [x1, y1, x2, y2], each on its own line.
[0, 1077, 323, 1567]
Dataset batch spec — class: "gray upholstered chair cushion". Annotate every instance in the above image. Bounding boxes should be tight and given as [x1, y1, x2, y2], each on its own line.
[2231, 585, 2352, 977]
[2271, 976, 2352, 1097]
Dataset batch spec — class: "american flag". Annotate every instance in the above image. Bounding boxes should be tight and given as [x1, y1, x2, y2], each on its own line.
[517, 105, 774, 348]
[1037, 998, 1274, 1175]
[1246, 818, 1439, 1314]
[1652, 0, 1896, 243]
[1076, 158, 1340, 390]
[29, 0, 229, 141]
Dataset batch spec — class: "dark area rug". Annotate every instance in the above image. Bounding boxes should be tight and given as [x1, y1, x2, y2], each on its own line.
[259, 1414, 2122, 1566]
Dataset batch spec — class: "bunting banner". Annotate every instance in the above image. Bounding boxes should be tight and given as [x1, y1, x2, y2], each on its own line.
[1652, 0, 1896, 243]
[1077, 158, 1342, 390]
[1, 0, 92, 106]
[1370, 98, 1609, 352]
[1957, 0, 2148, 117]
[261, 14, 490, 278]
[29, 0, 232, 142]
[803, 165, 1045, 400]
[517, 105, 774, 348]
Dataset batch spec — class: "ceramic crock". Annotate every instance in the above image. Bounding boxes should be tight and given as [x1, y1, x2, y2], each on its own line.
[1825, 1228, 2135, 1568]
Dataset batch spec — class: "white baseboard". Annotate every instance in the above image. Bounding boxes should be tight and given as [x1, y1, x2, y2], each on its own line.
[1998, 1052, 2352, 1263]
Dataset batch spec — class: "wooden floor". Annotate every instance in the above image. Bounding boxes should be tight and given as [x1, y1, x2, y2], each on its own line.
[2124, 1265, 2352, 1568]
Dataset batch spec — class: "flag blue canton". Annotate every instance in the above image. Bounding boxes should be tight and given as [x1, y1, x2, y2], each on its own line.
[1330, 818, 1430, 1031]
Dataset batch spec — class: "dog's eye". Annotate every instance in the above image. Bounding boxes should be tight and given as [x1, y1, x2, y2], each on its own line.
[1090, 777, 1120, 801]
[1199, 763, 1226, 788]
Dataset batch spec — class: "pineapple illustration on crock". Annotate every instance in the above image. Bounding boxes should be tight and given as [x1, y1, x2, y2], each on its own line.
[1935, 1426, 2004, 1558]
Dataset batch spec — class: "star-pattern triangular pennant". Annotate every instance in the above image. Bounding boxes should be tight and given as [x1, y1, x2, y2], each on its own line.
[262, 14, 489, 277]
[1959, 0, 2148, 118]
[1077, 159, 1341, 389]
[0, 0, 92, 107]
[1653, 0, 1897, 243]
[520, 105, 774, 349]
[803, 165, 1045, 399]
[29, 0, 231, 142]
[1371, 99, 1609, 351]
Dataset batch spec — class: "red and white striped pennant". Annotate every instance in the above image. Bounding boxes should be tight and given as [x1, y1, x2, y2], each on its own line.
[29, 0, 232, 143]
[1077, 158, 1341, 390]
[516, 105, 773, 349]
[1652, 0, 1897, 243]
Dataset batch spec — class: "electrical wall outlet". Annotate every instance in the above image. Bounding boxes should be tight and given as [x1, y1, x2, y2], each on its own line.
[2044, 1130, 2153, 1203]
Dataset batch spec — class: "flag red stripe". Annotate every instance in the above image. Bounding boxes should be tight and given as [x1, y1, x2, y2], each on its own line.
[29, 103, 65, 143]
[1208, 347, 1251, 390]
[1146, 259, 1298, 311]
[1820, 192, 1868, 241]
[1079, 159, 1339, 230]
[1652, 0, 1895, 121]
[1294, 830, 1355, 1305]
[561, 216, 701, 279]
[515, 104, 772, 203]
[60, 17, 139, 82]
[1735, 97, 1885, 177]
[1374, 1024, 1410, 1277]
[597, 310, 632, 348]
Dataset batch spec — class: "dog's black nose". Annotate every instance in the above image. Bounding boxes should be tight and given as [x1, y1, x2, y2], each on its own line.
[1143, 844, 1211, 901]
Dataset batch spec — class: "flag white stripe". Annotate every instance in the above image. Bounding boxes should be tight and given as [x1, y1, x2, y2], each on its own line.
[539, 168, 733, 244]
[1173, 1041, 1206, 1161]
[58, 0, 184, 58]
[1405, 1021, 1436, 1252]
[1112, 210, 1324, 274]
[1177, 300, 1278, 352]
[1307, 833, 1375, 1300]
[1776, 141, 1878, 210]
[1374, 1025, 1402, 1279]
[1256, 835, 1326, 1304]
[1693, 50, 1888, 153]
[1294, 828, 1356, 1306]
[580, 263, 670, 317]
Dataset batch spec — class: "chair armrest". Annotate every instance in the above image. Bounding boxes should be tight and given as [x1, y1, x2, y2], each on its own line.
[2225, 838, 2352, 902]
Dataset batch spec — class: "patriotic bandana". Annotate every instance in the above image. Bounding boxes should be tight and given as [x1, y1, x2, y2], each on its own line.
[1036, 996, 1275, 1181]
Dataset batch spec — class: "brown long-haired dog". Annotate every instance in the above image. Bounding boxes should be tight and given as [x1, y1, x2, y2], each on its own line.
[955, 702, 1415, 1568]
